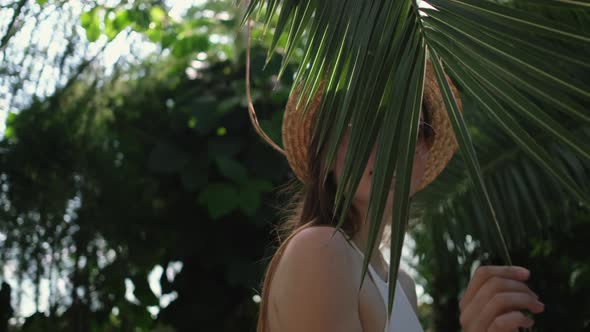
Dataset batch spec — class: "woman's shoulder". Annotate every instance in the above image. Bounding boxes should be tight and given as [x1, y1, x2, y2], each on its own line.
[285, 225, 353, 257]
[269, 225, 363, 330]
[277, 226, 357, 281]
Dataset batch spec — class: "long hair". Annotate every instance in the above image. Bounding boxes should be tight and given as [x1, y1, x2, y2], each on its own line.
[255, 126, 360, 332]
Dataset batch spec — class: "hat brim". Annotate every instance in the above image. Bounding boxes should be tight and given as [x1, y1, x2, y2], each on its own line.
[282, 60, 463, 191]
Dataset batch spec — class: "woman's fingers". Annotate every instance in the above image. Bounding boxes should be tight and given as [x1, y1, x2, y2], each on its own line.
[460, 277, 537, 321]
[487, 311, 535, 332]
[459, 265, 543, 332]
[477, 292, 544, 329]
[460, 266, 530, 311]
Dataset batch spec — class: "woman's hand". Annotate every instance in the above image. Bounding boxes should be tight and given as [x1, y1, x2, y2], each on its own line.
[459, 266, 544, 332]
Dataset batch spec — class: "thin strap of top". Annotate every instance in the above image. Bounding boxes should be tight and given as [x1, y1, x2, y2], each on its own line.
[333, 228, 388, 283]
[347, 240, 389, 286]
[334, 227, 424, 332]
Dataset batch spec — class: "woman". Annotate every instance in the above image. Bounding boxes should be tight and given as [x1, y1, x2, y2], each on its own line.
[249, 61, 544, 332]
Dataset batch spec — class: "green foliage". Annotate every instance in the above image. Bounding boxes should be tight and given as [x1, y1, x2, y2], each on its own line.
[0, 1, 297, 329]
[105, 9, 134, 40]
[245, 0, 590, 315]
[0, 37, 294, 330]
[77, 0, 282, 64]
[80, 3, 166, 42]
[410, 92, 590, 331]
[3, 0, 589, 331]
[81, 8, 102, 42]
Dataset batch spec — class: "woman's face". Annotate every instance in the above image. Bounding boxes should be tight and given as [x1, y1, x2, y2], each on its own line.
[332, 113, 431, 213]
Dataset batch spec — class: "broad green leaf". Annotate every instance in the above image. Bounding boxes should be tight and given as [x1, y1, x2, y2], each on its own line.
[238, 180, 273, 216]
[150, 6, 167, 25]
[215, 156, 248, 182]
[198, 183, 239, 219]
[81, 8, 101, 42]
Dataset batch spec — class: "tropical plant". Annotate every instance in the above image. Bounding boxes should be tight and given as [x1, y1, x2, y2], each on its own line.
[0, 45, 292, 331]
[0, 1, 296, 330]
[410, 94, 590, 331]
[242, 0, 590, 313]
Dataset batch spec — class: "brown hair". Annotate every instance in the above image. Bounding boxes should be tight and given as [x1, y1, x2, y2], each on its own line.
[255, 125, 361, 331]
[255, 105, 435, 332]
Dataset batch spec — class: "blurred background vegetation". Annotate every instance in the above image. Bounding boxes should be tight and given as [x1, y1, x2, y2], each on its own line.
[0, 0, 587, 331]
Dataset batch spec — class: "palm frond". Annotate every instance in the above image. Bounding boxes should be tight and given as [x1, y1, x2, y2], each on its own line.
[416, 98, 590, 252]
[430, 51, 512, 264]
[243, 0, 590, 314]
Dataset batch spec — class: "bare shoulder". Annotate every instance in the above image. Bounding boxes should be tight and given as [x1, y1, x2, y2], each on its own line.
[269, 226, 362, 332]
[284, 226, 353, 260]
[275, 226, 357, 289]
[397, 268, 418, 312]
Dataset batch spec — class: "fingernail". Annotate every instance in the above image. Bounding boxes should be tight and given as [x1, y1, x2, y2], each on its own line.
[536, 300, 545, 311]
[518, 267, 530, 278]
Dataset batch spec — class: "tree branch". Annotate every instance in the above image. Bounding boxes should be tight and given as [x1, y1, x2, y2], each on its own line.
[0, 0, 27, 51]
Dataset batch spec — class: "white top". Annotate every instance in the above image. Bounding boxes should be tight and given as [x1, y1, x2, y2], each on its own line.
[347, 240, 424, 332]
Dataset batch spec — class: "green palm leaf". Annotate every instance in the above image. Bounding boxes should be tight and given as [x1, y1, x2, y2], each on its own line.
[416, 99, 589, 254]
[243, 0, 590, 315]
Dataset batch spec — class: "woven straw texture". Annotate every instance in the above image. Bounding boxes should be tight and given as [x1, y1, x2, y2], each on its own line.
[282, 60, 463, 191]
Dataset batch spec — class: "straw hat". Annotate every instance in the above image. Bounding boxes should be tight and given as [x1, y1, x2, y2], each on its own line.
[280, 60, 463, 191]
